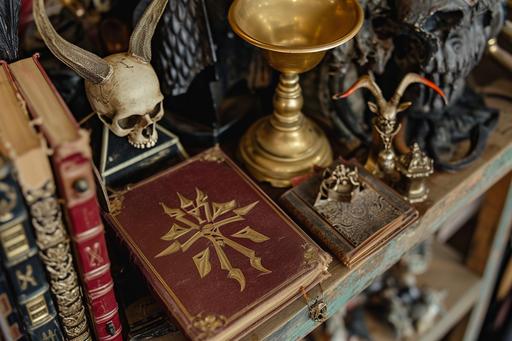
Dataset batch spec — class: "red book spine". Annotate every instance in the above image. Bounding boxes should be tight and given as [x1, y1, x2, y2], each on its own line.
[55, 150, 122, 341]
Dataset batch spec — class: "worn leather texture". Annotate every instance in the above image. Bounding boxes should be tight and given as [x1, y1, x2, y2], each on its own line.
[106, 148, 331, 341]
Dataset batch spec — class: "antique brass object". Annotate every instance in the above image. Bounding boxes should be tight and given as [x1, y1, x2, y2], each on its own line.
[397, 143, 434, 204]
[315, 164, 361, 205]
[228, 0, 364, 187]
[334, 74, 446, 182]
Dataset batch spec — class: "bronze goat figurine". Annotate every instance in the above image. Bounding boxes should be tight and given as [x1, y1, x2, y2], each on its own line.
[334, 73, 447, 178]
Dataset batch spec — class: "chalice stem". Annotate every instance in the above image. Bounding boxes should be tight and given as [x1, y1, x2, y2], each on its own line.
[271, 73, 304, 130]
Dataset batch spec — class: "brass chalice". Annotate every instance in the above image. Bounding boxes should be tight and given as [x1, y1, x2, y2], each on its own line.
[229, 0, 363, 187]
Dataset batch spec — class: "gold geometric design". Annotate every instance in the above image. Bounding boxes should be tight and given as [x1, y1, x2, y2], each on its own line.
[1, 224, 30, 261]
[42, 329, 59, 341]
[109, 192, 125, 217]
[198, 147, 225, 163]
[156, 188, 271, 291]
[25, 293, 50, 326]
[16, 265, 37, 290]
[192, 313, 227, 337]
[85, 242, 104, 268]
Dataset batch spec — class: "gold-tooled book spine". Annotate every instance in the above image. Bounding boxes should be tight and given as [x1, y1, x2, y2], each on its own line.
[0, 62, 92, 341]
[22, 181, 92, 341]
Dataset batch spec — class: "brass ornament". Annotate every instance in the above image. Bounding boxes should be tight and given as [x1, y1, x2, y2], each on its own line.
[156, 188, 271, 291]
[334, 74, 447, 181]
[396, 143, 434, 204]
[33, 0, 168, 149]
[308, 297, 328, 323]
[302, 285, 328, 323]
[315, 164, 361, 204]
[24, 181, 92, 341]
[228, 0, 364, 187]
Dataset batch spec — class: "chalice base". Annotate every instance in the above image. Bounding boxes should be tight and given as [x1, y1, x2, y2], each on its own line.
[238, 116, 333, 188]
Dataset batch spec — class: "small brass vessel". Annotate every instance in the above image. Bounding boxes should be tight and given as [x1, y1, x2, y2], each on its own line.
[228, 0, 364, 187]
[397, 143, 434, 204]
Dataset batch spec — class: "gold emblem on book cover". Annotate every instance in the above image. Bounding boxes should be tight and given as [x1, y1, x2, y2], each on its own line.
[156, 188, 271, 291]
[192, 313, 227, 338]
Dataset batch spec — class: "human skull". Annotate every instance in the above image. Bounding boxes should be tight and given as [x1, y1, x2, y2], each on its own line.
[34, 0, 169, 149]
[87, 54, 164, 148]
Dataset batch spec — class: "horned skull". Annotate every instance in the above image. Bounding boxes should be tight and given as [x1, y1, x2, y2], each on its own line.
[34, 0, 168, 149]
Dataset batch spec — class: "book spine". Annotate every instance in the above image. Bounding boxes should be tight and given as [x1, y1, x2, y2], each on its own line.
[23, 181, 92, 341]
[0, 267, 24, 341]
[0, 160, 64, 340]
[54, 150, 122, 341]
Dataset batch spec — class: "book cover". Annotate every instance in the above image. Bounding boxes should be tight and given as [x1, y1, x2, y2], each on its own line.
[0, 157, 63, 340]
[280, 160, 419, 267]
[9, 56, 122, 341]
[105, 147, 331, 341]
[0, 61, 91, 341]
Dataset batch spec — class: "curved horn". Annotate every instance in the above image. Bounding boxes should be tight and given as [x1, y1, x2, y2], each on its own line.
[391, 73, 447, 106]
[333, 75, 386, 110]
[33, 0, 112, 84]
[129, 0, 168, 62]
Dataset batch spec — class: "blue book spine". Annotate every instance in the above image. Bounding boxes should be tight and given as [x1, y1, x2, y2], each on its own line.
[0, 268, 25, 341]
[0, 159, 63, 341]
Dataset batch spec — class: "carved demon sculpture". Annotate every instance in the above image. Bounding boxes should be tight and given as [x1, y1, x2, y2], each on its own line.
[306, 0, 505, 171]
[34, 0, 168, 149]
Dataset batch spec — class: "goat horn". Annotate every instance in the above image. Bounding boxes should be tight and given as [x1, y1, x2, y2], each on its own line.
[33, 0, 112, 84]
[392, 73, 448, 106]
[333, 75, 387, 109]
[129, 0, 168, 62]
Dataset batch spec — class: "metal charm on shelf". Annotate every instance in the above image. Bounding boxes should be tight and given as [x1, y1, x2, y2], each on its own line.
[315, 164, 361, 206]
[302, 285, 328, 324]
[396, 143, 434, 204]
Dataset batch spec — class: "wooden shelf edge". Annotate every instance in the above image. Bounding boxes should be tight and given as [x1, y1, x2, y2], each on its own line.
[243, 102, 512, 341]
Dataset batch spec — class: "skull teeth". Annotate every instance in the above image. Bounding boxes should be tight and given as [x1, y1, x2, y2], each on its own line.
[127, 129, 158, 149]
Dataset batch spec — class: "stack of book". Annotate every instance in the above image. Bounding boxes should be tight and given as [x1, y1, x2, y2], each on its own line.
[0, 56, 122, 340]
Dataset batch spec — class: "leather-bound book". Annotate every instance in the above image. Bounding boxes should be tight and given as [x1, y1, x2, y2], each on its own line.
[280, 160, 419, 268]
[0, 61, 92, 341]
[0, 266, 24, 341]
[9, 56, 122, 341]
[105, 147, 331, 341]
[0, 156, 63, 340]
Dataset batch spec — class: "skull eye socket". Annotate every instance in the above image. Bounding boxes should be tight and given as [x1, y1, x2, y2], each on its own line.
[117, 115, 141, 129]
[424, 10, 463, 33]
[148, 102, 163, 118]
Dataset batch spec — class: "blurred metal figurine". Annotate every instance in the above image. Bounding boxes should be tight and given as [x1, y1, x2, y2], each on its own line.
[34, 0, 168, 149]
[334, 73, 446, 183]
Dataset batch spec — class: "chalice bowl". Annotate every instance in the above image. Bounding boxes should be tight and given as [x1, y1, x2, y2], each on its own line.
[229, 0, 363, 187]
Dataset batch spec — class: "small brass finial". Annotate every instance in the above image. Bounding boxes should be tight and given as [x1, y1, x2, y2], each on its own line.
[397, 143, 434, 203]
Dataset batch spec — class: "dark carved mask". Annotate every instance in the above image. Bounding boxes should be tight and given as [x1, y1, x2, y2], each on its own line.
[385, 0, 505, 112]
[304, 0, 505, 171]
